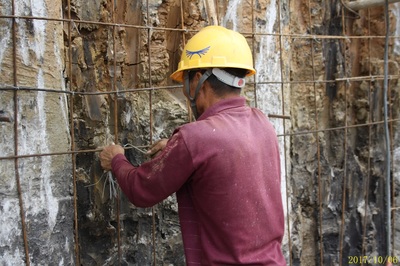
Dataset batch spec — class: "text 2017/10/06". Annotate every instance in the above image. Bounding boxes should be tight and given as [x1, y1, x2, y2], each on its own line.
[348, 256, 398, 265]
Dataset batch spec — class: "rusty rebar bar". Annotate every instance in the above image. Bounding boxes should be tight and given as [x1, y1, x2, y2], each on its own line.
[2, 2, 398, 265]
[11, 0, 30, 265]
[277, 0, 293, 265]
[339, 7, 349, 265]
[145, 0, 157, 264]
[306, 1, 324, 264]
[111, 0, 122, 263]
[383, 0, 392, 257]
[275, 118, 400, 138]
[346, 0, 400, 10]
[1, 116, 398, 160]
[0, 84, 184, 94]
[2, 73, 399, 95]
[251, 0, 258, 110]
[267, 114, 290, 120]
[361, 9, 373, 264]
[0, 145, 151, 161]
[2, 13, 400, 39]
[0, 111, 12, 122]
[66, 0, 81, 263]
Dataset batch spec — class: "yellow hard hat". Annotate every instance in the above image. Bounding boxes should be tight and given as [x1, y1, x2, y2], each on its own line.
[170, 26, 256, 82]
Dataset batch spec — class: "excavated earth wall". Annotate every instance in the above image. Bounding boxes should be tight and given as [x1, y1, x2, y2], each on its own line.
[0, 0, 399, 265]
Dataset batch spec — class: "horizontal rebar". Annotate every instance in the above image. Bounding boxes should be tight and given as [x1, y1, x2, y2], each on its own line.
[1, 118, 399, 160]
[1, 74, 398, 96]
[347, 0, 400, 11]
[0, 14, 399, 39]
[0, 14, 187, 32]
[276, 117, 400, 137]
[0, 84, 183, 94]
[0, 113, 12, 122]
[0, 145, 150, 161]
[268, 114, 291, 119]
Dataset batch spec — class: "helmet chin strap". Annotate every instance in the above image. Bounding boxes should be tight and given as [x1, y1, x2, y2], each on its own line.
[184, 69, 213, 119]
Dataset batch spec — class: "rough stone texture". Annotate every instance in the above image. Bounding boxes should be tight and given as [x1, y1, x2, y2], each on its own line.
[0, 0, 74, 265]
[64, 0, 190, 264]
[1, 0, 399, 265]
[288, 1, 400, 265]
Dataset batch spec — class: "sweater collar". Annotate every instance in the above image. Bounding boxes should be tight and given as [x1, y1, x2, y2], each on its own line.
[196, 97, 246, 121]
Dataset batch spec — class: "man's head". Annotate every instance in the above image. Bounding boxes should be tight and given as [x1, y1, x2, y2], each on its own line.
[170, 26, 256, 118]
[187, 68, 248, 97]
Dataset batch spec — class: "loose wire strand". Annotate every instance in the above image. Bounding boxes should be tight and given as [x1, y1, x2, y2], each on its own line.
[84, 171, 118, 200]
[339, 0, 361, 19]
[382, 0, 391, 258]
[83, 143, 151, 200]
[123, 143, 149, 154]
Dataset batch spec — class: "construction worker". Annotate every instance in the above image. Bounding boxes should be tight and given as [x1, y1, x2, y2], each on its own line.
[100, 25, 286, 265]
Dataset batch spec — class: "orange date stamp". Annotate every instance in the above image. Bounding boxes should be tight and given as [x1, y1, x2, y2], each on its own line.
[348, 255, 398, 265]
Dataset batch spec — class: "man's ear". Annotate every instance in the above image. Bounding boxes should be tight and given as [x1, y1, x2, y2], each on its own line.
[196, 72, 211, 95]
[194, 71, 203, 82]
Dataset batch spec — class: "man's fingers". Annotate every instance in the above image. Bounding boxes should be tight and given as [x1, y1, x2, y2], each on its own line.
[100, 160, 110, 171]
[146, 144, 161, 156]
[99, 144, 124, 171]
[146, 139, 168, 157]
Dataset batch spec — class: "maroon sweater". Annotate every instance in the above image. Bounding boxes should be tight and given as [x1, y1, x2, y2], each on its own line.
[112, 97, 286, 265]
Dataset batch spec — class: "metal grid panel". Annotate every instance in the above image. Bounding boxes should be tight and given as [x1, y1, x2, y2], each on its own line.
[0, 0, 398, 265]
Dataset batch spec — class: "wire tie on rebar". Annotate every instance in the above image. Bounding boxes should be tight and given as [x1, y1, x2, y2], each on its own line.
[72, 21, 80, 35]
[312, 35, 321, 43]
[104, 171, 117, 200]
[84, 170, 118, 199]
[123, 143, 148, 154]
[84, 171, 105, 188]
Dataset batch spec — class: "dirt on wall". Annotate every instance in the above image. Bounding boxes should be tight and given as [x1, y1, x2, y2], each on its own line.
[65, 0, 400, 265]
[65, 0, 191, 264]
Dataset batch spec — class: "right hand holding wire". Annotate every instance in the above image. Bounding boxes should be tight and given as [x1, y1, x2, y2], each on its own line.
[146, 139, 168, 158]
[99, 144, 125, 171]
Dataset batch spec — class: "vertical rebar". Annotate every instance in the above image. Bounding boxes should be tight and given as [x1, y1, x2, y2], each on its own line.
[66, 0, 80, 263]
[307, 1, 324, 264]
[251, 0, 258, 109]
[179, 0, 192, 122]
[277, 0, 293, 265]
[145, 0, 156, 264]
[361, 9, 372, 265]
[179, 0, 186, 45]
[111, 0, 122, 264]
[11, 0, 30, 265]
[339, 6, 349, 265]
[215, 0, 219, 23]
[382, 0, 392, 257]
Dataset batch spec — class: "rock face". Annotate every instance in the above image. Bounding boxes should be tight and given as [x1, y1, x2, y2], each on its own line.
[0, 0, 74, 265]
[288, 2, 400, 265]
[0, 0, 399, 265]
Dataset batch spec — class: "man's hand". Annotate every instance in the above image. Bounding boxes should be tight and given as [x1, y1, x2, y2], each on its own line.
[99, 144, 125, 171]
[146, 139, 168, 158]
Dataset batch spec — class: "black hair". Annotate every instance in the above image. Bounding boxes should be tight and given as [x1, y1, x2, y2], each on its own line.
[188, 68, 248, 97]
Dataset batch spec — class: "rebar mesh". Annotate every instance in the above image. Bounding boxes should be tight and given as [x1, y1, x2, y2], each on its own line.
[0, 0, 399, 265]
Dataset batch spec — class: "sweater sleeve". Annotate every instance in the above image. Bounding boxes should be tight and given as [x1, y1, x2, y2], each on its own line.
[111, 130, 194, 207]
